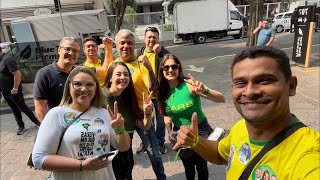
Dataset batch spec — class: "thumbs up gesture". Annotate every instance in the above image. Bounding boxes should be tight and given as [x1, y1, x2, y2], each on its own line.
[173, 112, 199, 150]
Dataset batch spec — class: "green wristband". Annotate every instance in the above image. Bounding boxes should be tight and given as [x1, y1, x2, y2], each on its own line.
[114, 128, 126, 134]
[203, 88, 209, 95]
[194, 135, 200, 147]
[80, 160, 83, 171]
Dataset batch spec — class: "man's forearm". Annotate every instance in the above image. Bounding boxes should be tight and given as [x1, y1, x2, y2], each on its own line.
[147, 69, 159, 92]
[266, 36, 275, 46]
[12, 71, 21, 89]
[34, 100, 48, 122]
[95, 47, 113, 77]
[253, 26, 261, 35]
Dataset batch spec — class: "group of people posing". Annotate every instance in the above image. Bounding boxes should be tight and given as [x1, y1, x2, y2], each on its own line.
[1, 25, 318, 180]
[31, 27, 227, 180]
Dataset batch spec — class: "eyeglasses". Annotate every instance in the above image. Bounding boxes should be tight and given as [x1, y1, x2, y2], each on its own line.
[145, 27, 159, 34]
[162, 64, 180, 71]
[61, 46, 80, 53]
[71, 81, 96, 90]
[84, 44, 97, 48]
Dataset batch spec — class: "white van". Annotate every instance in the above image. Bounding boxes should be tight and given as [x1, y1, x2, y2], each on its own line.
[271, 12, 293, 33]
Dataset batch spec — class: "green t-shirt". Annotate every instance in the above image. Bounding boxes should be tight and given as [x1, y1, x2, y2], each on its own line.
[165, 81, 206, 127]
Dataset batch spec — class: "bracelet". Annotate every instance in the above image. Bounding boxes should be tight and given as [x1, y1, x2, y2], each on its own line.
[12, 88, 18, 91]
[193, 135, 200, 147]
[114, 128, 126, 134]
[203, 88, 209, 95]
[79, 160, 83, 171]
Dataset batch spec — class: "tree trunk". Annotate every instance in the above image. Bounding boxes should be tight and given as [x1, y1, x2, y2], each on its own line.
[110, 0, 134, 33]
[246, 0, 264, 47]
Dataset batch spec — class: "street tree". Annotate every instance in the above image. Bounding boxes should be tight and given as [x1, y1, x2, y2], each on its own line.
[102, 0, 134, 33]
[246, 0, 264, 47]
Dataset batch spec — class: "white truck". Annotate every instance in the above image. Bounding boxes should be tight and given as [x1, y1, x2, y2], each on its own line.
[173, 0, 244, 44]
[10, 9, 111, 65]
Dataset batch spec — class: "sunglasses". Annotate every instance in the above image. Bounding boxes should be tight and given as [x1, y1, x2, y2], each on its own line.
[162, 64, 180, 71]
[145, 27, 159, 34]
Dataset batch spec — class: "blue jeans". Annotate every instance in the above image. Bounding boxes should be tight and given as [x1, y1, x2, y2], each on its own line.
[136, 126, 166, 180]
[152, 99, 166, 144]
[174, 119, 213, 180]
[139, 99, 165, 145]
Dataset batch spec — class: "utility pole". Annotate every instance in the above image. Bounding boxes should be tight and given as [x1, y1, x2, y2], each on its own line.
[54, 0, 66, 37]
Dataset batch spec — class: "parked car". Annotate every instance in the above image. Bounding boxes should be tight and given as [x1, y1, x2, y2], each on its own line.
[271, 11, 293, 33]
[0, 42, 14, 53]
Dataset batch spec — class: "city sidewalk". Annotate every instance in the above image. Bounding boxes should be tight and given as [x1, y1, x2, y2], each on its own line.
[0, 59, 319, 180]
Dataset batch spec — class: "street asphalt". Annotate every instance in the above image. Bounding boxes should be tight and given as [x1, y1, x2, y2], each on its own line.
[0, 31, 319, 180]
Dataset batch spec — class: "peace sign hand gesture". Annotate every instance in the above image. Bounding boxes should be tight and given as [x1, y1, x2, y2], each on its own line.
[184, 73, 206, 94]
[107, 101, 125, 130]
[143, 91, 154, 115]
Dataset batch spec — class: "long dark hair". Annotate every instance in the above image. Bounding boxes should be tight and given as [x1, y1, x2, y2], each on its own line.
[157, 54, 186, 116]
[104, 62, 143, 121]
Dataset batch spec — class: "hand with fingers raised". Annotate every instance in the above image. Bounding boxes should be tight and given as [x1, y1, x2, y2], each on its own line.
[173, 112, 199, 150]
[107, 101, 125, 131]
[143, 91, 154, 115]
[184, 73, 207, 94]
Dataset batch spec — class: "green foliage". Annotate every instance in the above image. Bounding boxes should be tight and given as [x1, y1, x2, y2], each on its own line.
[163, 24, 174, 31]
[168, 0, 194, 15]
[125, 6, 136, 14]
[123, 6, 136, 31]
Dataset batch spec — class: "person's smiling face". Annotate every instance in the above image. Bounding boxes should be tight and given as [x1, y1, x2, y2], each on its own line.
[70, 72, 97, 108]
[109, 64, 130, 91]
[232, 57, 297, 124]
[162, 58, 180, 82]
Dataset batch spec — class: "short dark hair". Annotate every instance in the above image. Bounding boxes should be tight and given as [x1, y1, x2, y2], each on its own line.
[262, 18, 269, 22]
[231, 46, 292, 81]
[82, 37, 97, 46]
[145, 27, 159, 35]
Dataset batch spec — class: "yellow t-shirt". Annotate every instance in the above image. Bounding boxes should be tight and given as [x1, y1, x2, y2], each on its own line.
[143, 49, 156, 74]
[114, 58, 150, 111]
[83, 59, 105, 87]
[143, 49, 156, 99]
[218, 116, 320, 180]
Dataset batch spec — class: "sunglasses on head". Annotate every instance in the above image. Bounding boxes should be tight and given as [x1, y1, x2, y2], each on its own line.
[145, 27, 159, 34]
[162, 64, 180, 71]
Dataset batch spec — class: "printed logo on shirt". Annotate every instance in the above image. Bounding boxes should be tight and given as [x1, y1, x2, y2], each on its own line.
[226, 145, 236, 171]
[238, 143, 251, 164]
[81, 118, 91, 122]
[82, 123, 91, 131]
[64, 112, 81, 125]
[129, 68, 134, 75]
[97, 133, 109, 153]
[166, 100, 193, 113]
[252, 165, 277, 180]
[93, 118, 104, 126]
[78, 131, 96, 157]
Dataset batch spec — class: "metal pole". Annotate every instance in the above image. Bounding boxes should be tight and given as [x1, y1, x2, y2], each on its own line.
[57, 0, 66, 37]
[266, 3, 269, 19]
